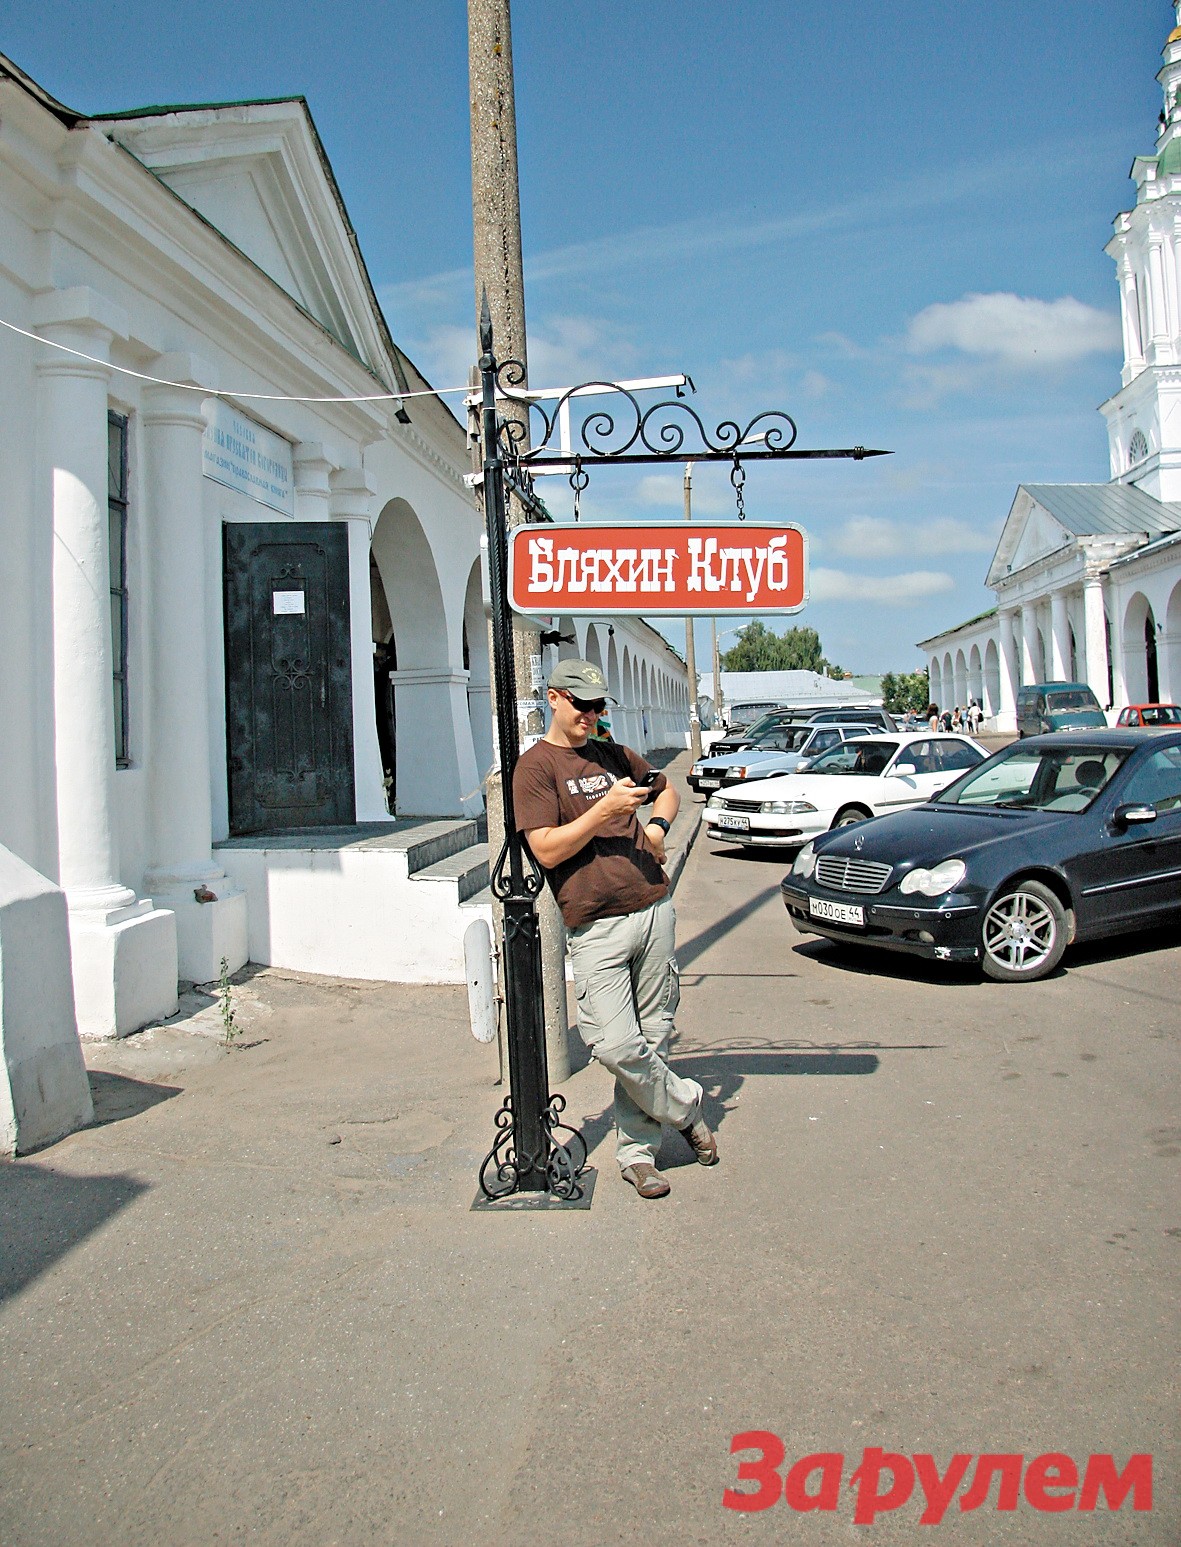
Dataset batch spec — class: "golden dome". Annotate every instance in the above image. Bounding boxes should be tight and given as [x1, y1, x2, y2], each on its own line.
[1170, 24, 1181, 43]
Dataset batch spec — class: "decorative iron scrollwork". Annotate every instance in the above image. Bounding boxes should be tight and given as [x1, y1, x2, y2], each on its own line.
[492, 364, 799, 467]
[274, 657, 310, 691]
[489, 830, 544, 901]
[478, 1093, 590, 1202]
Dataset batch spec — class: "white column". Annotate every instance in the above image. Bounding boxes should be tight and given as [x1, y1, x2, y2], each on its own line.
[1148, 240, 1170, 354]
[389, 668, 482, 816]
[294, 441, 338, 520]
[142, 357, 248, 983]
[1083, 573, 1112, 709]
[1019, 602, 1039, 685]
[998, 608, 1019, 729]
[331, 466, 388, 823]
[1159, 626, 1181, 703]
[35, 290, 178, 1037]
[1050, 589, 1071, 680]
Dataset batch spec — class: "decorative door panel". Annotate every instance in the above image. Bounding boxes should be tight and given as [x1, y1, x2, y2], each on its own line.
[223, 523, 355, 834]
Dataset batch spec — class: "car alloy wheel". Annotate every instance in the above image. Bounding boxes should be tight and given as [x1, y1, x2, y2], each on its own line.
[980, 879, 1067, 983]
[832, 806, 872, 828]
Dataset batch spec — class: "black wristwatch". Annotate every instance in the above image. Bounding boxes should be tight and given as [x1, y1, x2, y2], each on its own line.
[645, 816, 671, 836]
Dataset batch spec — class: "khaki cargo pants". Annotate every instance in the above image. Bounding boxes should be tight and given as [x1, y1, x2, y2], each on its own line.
[567, 896, 702, 1170]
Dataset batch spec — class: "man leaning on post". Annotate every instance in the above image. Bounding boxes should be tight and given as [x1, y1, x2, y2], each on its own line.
[512, 659, 719, 1198]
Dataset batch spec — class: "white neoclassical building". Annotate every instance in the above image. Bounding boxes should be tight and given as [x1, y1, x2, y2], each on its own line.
[921, 9, 1181, 729]
[0, 54, 688, 1046]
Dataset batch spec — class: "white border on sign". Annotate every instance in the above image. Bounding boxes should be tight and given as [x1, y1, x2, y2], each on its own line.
[506, 520, 810, 617]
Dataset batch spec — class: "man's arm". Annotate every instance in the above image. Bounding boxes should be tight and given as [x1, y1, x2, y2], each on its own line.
[525, 776, 652, 869]
[640, 783, 680, 864]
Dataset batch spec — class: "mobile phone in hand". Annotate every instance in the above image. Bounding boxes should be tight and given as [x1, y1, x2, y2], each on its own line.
[638, 769, 659, 787]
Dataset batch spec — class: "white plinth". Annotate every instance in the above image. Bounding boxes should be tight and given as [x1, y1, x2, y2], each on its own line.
[0, 846, 93, 1156]
[158, 886, 249, 985]
[70, 906, 179, 1040]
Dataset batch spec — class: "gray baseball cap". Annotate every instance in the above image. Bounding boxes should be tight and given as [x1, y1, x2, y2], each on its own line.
[547, 659, 616, 701]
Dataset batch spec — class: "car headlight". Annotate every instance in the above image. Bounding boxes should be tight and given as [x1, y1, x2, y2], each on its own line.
[764, 800, 817, 815]
[899, 859, 967, 897]
[690, 763, 702, 777]
[792, 841, 816, 877]
[705, 794, 722, 809]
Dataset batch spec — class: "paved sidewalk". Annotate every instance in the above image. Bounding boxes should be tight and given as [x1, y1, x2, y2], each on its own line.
[0, 746, 707, 1547]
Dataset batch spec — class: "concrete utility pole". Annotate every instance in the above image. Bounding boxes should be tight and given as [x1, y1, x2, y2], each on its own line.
[712, 619, 724, 728]
[468, 0, 571, 1080]
[682, 465, 702, 762]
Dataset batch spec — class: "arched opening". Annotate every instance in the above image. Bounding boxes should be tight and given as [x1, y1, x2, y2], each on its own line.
[954, 650, 968, 709]
[370, 553, 397, 808]
[1166, 580, 1181, 702]
[463, 559, 492, 784]
[1121, 592, 1156, 704]
[929, 658, 943, 709]
[370, 497, 453, 815]
[641, 660, 651, 747]
[968, 645, 983, 707]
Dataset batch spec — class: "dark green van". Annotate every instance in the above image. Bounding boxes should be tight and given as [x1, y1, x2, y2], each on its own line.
[1016, 681, 1107, 737]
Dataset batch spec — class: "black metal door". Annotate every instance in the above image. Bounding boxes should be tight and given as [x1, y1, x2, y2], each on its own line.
[224, 522, 355, 835]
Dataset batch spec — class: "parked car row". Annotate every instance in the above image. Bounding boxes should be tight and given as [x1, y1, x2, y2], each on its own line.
[689, 722, 877, 793]
[695, 721, 1181, 984]
[704, 704, 897, 760]
[701, 733, 987, 846]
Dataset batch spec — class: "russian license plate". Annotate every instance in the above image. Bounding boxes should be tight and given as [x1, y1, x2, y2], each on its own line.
[699, 778, 721, 789]
[717, 813, 750, 831]
[809, 896, 865, 927]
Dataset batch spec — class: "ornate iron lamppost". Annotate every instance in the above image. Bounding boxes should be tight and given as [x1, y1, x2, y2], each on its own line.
[474, 302, 887, 1207]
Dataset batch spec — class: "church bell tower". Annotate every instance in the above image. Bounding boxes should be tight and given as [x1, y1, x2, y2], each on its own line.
[1102, 3, 1181, 499]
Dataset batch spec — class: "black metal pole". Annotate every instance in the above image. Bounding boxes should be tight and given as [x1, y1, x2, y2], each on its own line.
[475, 301, 589, 1204]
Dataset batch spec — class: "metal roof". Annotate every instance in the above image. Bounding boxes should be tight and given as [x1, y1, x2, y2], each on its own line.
[1021, 483, 1181, 538]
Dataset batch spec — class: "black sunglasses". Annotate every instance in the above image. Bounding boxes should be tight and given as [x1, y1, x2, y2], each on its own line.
[558, 690, 607, 715]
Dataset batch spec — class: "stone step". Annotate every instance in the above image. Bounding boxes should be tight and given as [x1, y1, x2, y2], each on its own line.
[409, 843, 490, 903]
[401, 820, 483, 877]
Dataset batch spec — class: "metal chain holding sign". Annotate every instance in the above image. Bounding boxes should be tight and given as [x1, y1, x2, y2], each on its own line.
[570, 455, 588, 522]
[731, 456, 747, 521]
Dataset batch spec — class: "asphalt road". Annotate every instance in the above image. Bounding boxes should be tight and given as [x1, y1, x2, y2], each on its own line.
[0, 818, 1177, 1544]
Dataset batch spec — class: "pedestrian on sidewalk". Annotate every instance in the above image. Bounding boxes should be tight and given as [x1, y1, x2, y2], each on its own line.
[512, 659, 719, 1199]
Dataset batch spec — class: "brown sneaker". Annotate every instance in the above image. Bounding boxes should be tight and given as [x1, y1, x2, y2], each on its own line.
[680, 1111, 719, 1166]
[620, 1163, 671, 1198]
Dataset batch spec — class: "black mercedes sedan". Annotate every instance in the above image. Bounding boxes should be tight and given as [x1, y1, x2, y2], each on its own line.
[780, 729, 1181, 982]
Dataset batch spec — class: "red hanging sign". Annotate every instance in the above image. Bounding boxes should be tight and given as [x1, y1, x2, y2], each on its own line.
[507, 521, 807, 617]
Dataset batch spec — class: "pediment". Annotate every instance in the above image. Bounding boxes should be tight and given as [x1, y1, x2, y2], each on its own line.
[97, 102, 385, 370]
[986, 489, 1073, 585]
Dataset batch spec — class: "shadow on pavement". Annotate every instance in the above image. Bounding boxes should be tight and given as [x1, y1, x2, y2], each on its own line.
[0, 1163, 150, 1304]
[87, 1070, 182, 1128]
[677, 883, 783, 967]
[791, 937, 983, 987]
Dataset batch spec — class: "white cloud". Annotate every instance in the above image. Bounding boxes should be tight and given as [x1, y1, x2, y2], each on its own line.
[636, 473, 731, 516]
[831, 514, 994, 559]
[810, 567, 956, 605]
[389, 312, 640, 397]
[905, 292, 1120, 367]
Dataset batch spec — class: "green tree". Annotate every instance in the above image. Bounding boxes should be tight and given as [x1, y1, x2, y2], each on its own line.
[881, 667, 930, 715]
[721, 622, 844, 677]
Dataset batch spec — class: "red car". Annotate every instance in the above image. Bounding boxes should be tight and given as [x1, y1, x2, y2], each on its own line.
[1115, 703, 1181, 728]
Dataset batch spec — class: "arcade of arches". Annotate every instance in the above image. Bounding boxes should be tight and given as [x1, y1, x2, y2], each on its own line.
[368, 503, 689, 816]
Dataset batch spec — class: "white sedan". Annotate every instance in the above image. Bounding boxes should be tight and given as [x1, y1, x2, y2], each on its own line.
[700, 733, 988, 848]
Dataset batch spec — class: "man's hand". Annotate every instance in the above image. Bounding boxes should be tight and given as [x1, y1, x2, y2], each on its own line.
[602, 777, 652, 819]
[642, 821, 668, 864]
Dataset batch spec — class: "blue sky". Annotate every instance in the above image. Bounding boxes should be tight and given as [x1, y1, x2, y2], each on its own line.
[7, 1, 1167, 671]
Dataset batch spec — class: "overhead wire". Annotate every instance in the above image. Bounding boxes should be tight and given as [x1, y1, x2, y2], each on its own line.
[0, 314, 472, 406]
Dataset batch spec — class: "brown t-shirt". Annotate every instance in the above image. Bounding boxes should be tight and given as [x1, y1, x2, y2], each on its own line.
[512, 739, 669, 929]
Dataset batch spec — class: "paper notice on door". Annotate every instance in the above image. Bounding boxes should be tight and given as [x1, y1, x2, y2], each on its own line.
[273, 590, 306, 615]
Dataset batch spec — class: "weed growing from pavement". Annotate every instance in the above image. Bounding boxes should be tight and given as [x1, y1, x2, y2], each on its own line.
[218, 956, 239, 1047]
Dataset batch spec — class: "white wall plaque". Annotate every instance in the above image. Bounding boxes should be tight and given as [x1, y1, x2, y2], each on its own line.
[272, 590, 306, 615]
[203, 401, 294, 516]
